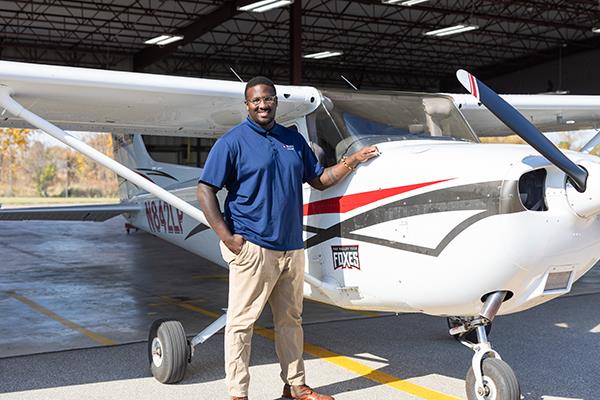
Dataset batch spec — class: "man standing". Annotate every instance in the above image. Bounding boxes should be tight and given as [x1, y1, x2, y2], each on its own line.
[197, 77, 379, 400]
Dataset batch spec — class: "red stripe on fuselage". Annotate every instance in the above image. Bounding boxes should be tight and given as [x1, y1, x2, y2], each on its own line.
[303, 179, 453, 216]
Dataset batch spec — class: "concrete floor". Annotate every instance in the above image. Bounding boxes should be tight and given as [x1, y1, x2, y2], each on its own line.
[0, 218, 387, 357]
[1, 218, 599, 399]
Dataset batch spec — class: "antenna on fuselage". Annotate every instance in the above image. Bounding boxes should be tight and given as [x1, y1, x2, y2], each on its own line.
[229, 67, 244, 82]
[340, 75, 358, 91]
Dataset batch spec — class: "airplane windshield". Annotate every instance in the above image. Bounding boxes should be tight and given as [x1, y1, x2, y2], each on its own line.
[306, 90, 478, 166]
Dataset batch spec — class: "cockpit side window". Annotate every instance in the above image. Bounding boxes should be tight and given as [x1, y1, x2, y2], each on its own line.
[307, 103, 342, 167]
[306, 90, 478, 167]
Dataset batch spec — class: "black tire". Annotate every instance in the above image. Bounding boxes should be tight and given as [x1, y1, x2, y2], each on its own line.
[148, 319, 189, 384]
[447, 317, 492, 343]
[147, 318, 170, 364]
[466, 358, 520, 400]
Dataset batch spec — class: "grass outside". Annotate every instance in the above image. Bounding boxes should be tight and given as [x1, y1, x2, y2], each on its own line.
[0, 197, 120, 207]
[479, 135, 526, 144]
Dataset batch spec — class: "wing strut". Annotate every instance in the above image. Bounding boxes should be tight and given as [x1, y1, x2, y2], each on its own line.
[0, 86, 210, 226]
[0, 86, 339, 293]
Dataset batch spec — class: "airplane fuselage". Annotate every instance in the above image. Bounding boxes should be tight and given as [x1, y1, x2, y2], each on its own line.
[125, 139, 600, 318]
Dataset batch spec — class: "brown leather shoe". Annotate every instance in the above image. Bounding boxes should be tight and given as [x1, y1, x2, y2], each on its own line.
[282, 384, 334, 400]
[231, 396, 248, 400]
[282, 384, 293, 398]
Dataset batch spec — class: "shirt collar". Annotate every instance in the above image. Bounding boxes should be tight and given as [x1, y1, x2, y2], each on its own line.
[244, 116, 279, 136]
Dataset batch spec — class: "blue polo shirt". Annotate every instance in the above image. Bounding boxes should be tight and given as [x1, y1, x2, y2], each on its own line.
[199, 117, 324, 251]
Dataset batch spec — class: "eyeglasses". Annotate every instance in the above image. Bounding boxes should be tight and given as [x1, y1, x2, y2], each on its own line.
[246, 95, 277, 106]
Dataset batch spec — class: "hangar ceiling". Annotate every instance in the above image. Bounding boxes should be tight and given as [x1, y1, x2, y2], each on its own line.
[1, 0, 600, 91]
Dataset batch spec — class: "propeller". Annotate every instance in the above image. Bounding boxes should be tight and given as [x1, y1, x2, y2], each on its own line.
[456, 69, 588, 193]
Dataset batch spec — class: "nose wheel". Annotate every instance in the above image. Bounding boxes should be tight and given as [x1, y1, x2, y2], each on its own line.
[448, 291, 521, 400]
[466, 358, 519, 400]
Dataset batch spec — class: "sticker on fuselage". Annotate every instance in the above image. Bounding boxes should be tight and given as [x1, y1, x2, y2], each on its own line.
[331, 245, 361, 270]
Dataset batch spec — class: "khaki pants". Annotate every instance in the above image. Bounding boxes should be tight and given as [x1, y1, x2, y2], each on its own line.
[220, 240, 306, 397]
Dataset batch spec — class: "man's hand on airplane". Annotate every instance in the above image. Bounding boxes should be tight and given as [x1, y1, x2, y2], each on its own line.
[350, 145, 380, 164]
[309, 145, 379, 191]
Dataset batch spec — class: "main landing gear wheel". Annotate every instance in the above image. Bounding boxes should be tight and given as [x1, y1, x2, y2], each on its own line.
[148, 319, 190, 384]
[147, 312, 227, 385]
[466, 358, 520, 400]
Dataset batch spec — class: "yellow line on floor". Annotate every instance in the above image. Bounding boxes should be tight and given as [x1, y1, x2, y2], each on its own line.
[8, 291, 115, 346]
[301, 342, 459, 400]
[164, 297, 459, 400]
[161, 296, 221, 318]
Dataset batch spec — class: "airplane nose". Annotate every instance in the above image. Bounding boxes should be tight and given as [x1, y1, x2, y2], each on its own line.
[566, 160, 600, 218]
[456, 70, 600, 221]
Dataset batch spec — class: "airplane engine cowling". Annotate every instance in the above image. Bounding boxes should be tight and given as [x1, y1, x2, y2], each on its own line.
[566, 159, 600, 218]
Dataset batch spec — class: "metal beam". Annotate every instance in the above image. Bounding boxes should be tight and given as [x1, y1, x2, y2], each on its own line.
[133, 0, 255, 71]
[361, 0, 588, 31]
[290, 0, 302, 84]
[440, 35, 600, 92]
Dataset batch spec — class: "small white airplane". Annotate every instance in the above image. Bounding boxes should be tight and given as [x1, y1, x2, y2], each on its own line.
[2, 60, 600, 400]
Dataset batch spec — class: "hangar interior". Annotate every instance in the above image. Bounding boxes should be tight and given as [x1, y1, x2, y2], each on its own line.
[3, 3, 600, 399]
[142, 136, 216, 166]
[2, 0, 600, 160]
[2, 0, 600, 92]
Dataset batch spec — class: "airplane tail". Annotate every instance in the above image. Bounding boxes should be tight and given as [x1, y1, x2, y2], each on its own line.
[111, 134, 201, 201]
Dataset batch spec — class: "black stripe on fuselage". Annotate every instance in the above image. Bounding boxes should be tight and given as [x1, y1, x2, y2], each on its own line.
[185, 223, 210, 240]
[303, 181, 522, 257]
[136, 168, 179, 181]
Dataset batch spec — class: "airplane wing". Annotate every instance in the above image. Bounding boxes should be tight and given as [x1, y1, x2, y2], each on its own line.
[451, 94, 600, 136]
[0, 61, 321, 137]
[0, 203, 141, 222]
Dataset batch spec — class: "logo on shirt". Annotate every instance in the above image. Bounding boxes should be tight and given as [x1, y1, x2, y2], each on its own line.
[283, 144, 295, 151]
[331, 245, 361, 270]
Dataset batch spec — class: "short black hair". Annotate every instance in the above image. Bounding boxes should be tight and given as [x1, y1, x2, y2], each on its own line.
[245, 76, 276, 98]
